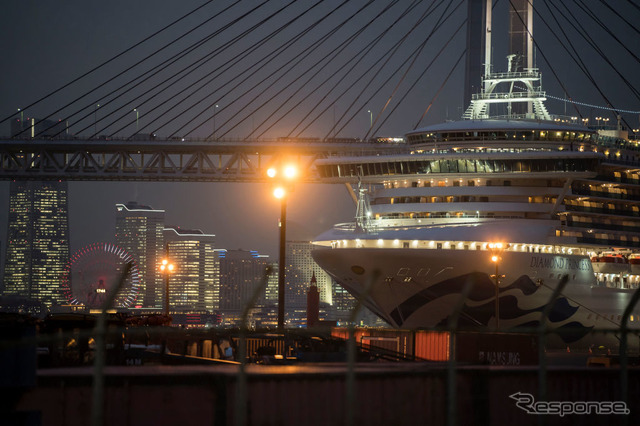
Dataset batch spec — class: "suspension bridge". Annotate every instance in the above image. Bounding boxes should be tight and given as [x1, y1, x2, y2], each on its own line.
[2, 0, 638, 183]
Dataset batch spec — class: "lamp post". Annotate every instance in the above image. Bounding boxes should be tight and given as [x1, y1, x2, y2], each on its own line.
[133, 108, 139, 132]
[17, 108, 23, 133]
[268, 165, 297, 330]
[489, 242, 505, 330]
[213, 104, 219, 140]
[94, 104, 100, 138]
[160, 251, 175, 319]
[367, 109, 372, 129]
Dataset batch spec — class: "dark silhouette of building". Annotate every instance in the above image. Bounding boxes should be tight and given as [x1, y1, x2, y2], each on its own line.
[306, 272, 319, 327]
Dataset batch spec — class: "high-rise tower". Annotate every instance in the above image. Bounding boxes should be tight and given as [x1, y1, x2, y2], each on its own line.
[286, 241, 332, 306]
[115, 202, 164, 308]
[163, 226, 218, 312]
[218, 249, 270, 314]
[2, 181, 70, 306]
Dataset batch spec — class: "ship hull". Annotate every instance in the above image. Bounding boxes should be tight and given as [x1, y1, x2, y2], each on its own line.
[313, 247, 639, 350]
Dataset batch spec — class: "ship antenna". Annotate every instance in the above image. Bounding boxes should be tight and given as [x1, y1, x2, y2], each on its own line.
[354, 169, 372, 232]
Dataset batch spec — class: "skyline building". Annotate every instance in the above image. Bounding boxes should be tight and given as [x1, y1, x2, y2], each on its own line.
[115, 202, 165, 309]
[218, 249, 270, 321]
[2, 181, 70, 306]
[285, 241, 333, 306]
[164, 226, 218, 312]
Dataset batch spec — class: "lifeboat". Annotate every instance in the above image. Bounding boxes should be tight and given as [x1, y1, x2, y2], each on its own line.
[590, 252, 630, 275]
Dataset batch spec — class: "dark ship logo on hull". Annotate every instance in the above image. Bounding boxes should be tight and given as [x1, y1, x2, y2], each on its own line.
[389, 272, 592, 343]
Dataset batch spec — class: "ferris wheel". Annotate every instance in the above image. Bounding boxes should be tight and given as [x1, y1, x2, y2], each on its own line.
[61, 243, 141, 309]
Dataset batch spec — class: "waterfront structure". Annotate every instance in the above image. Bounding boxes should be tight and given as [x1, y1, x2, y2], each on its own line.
[2, 181, 70, 306]
[115, 202, 165, 308]
[312, 0, 640, 350]
[163, 226, 218, 312]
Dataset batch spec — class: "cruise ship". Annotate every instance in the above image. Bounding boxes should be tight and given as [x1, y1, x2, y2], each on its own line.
[311, 0, 640, 350]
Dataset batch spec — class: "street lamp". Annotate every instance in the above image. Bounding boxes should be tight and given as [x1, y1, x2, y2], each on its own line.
[160, 256, 175, 318]
[17, 108, 23, 133]
[213, 104, 219, 140]
[267, 164, 298, 330]
[133, 108, 139, 132]
[489, 242, 506, 330]
[94, 104, 100, 138]
[596, 116, 602, 127]
[367, 109, 372, 129]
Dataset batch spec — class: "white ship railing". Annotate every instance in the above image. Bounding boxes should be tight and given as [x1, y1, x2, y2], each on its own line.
[471, 91, 546, 101]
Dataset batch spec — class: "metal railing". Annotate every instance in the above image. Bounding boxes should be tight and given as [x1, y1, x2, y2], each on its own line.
[1, 271, 639, 425]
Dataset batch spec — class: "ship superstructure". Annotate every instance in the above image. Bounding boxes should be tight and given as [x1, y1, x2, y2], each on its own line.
[311, 0, 640, 350]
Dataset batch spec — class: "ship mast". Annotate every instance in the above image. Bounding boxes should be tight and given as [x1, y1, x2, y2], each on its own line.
[463, 0, 550, 121]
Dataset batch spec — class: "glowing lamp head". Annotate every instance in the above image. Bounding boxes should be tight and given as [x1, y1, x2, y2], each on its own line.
[273, 187, 286, 199]
[267, 167, 277, 178]
[491, 255, 499, 263]
[283, 165, 297, 179]
[160, 258, 174, 272]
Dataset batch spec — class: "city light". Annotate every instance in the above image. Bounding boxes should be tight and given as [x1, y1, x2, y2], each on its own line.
[160, 256, 175, 318]
[489, 242, 506, 329]
[283, 165, 297, 179]
[273, 187, 285, 199]
[266, 163, 299, 330]
[160, 258, 175, 272]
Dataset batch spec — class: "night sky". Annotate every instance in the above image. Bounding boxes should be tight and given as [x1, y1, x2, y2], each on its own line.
[1, 0, 638, 259]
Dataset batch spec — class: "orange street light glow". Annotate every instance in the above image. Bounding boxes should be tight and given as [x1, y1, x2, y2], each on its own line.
[491, 255, 499, 262]
[273, 187, 286, 199]
[284, 165, 297, 179]
[267, 167, 277, 178]
[160, 258, 174, 272]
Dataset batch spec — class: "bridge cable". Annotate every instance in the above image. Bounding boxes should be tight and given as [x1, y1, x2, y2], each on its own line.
[246, 1, 410, 141]
[3, 0, 214, 128]
[154, 0, 332, 139]
[325, 0, 447, 139]
[541, 0, 638, 129]
[26, 1, 243, 139]
[104, 0, 303, 139]
[288, 1, 426, 139]
[172, 0, 354, 140]
[364, 0, 466, 140]
[306, 0, 445, 140]
[211, 1, 381, 140]
[48, 0, 263, 139]
[332, 0, 461, 140]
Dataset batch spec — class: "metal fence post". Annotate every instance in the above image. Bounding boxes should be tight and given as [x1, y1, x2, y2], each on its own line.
[346, 269, 379, 426]
[235, 265, 273, 426]
[91, 262, 132, 426]
[537, 274, 568, 426]
[447, 280, 473, 426]
[620, 286, 640, 426]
